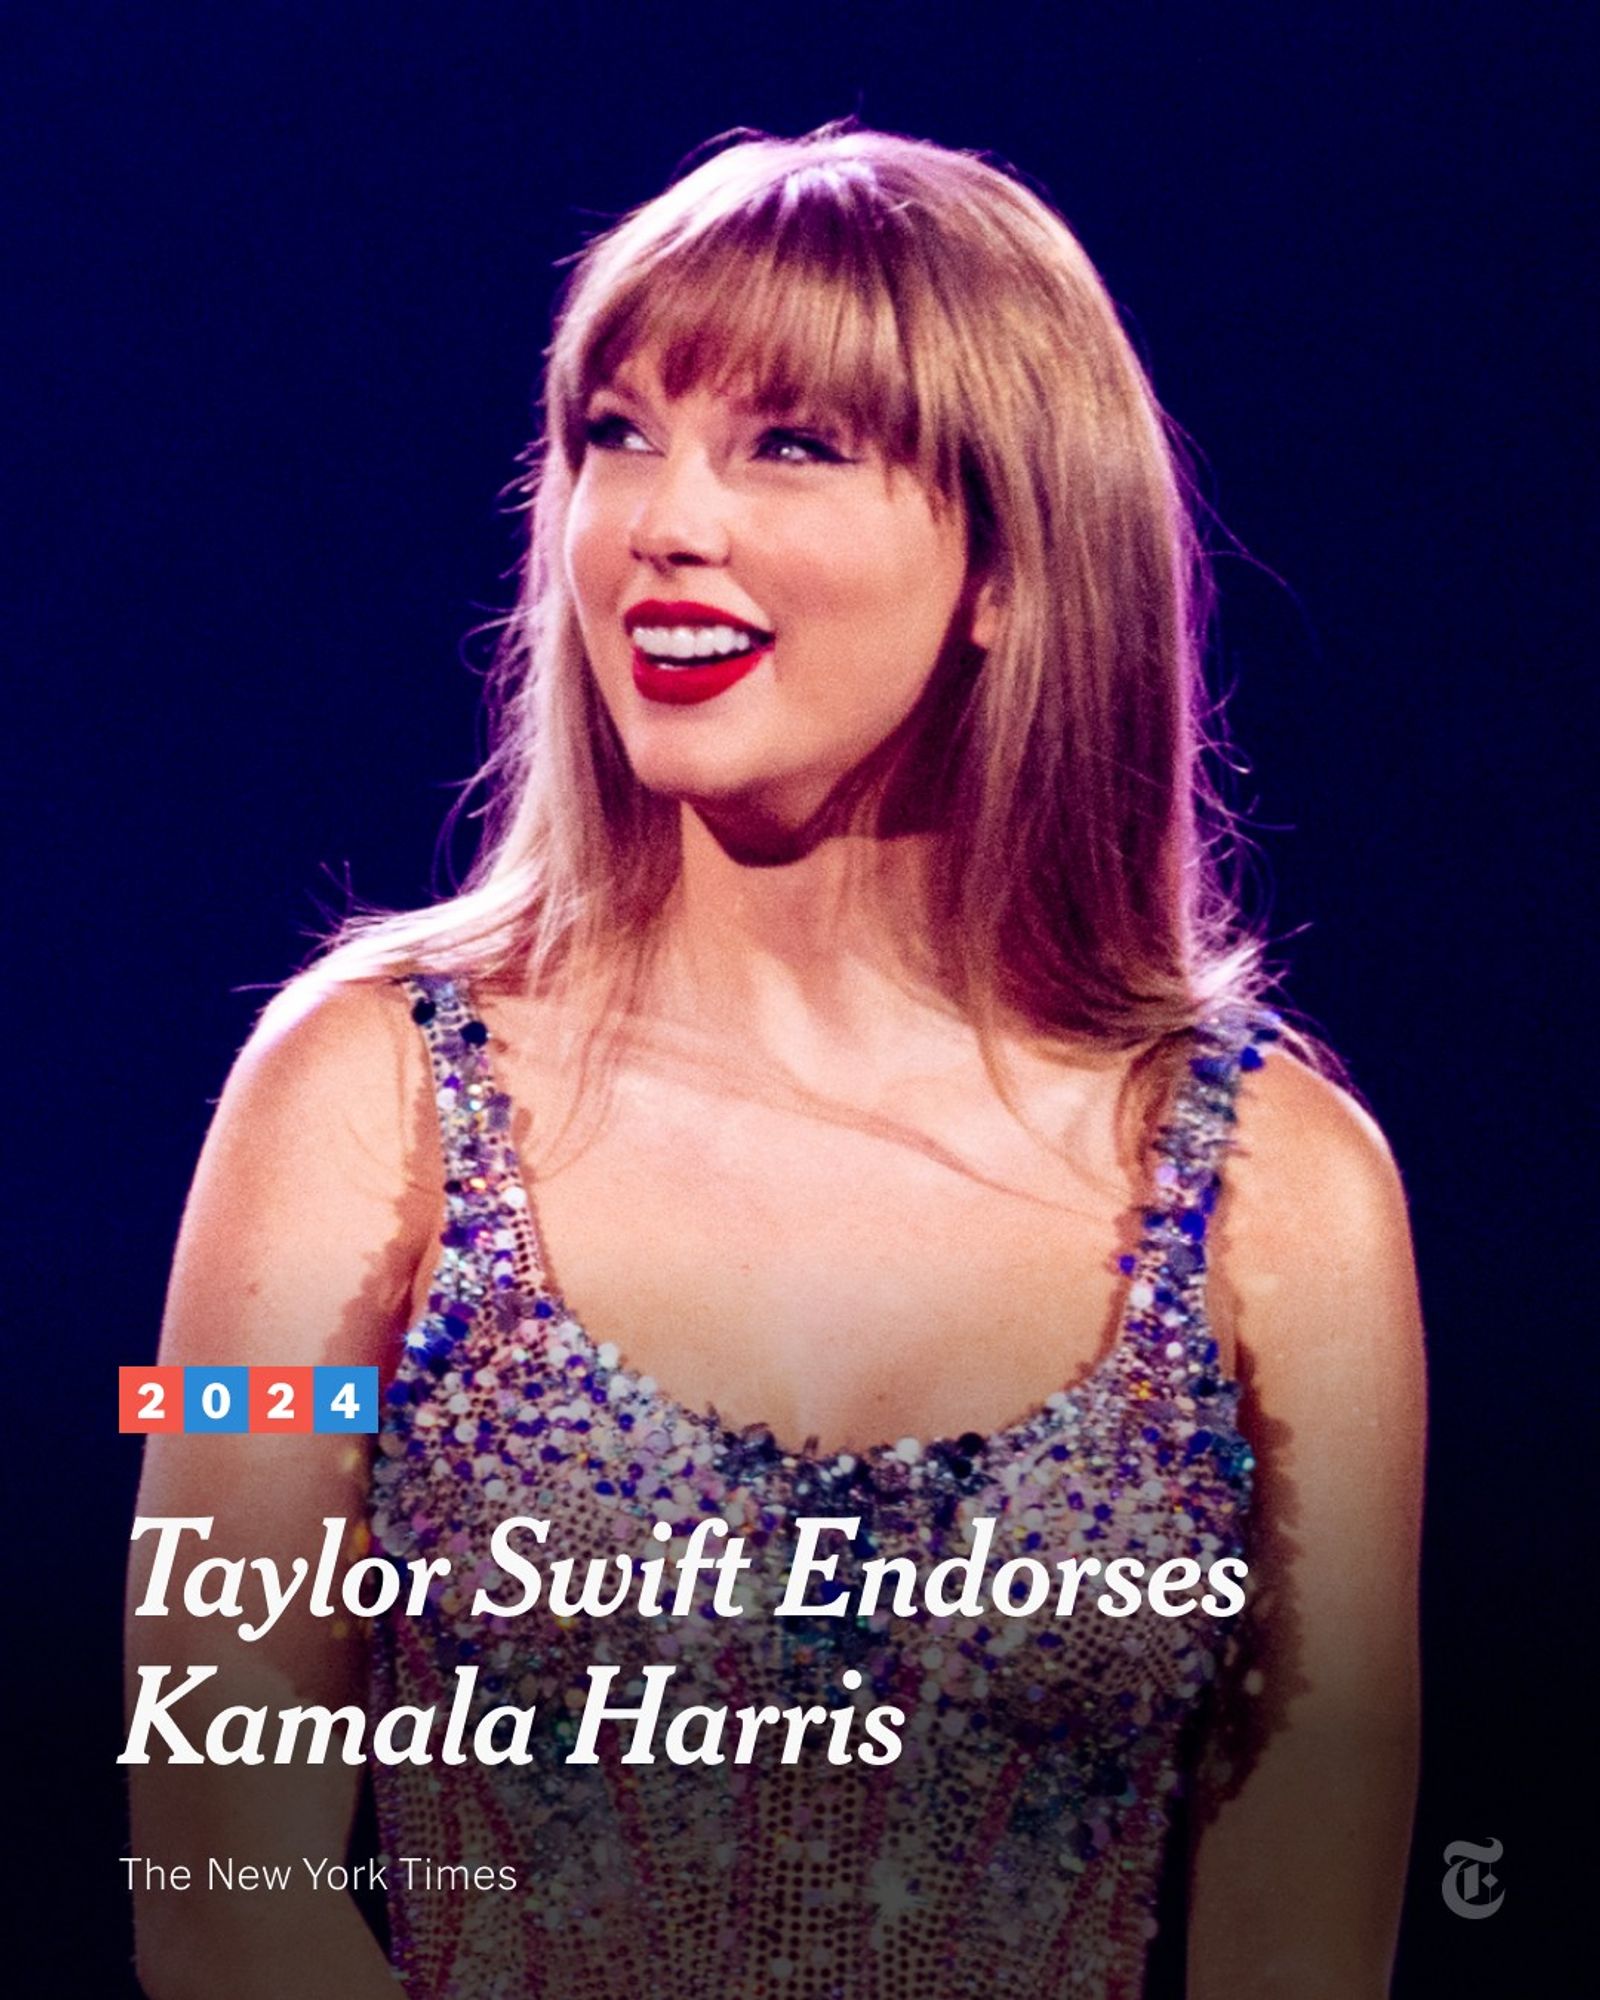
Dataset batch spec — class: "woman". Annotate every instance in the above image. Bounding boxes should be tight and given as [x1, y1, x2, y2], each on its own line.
[128, 126, 1425, 1998]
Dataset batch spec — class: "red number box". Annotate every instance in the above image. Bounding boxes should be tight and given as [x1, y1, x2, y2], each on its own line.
[248, 1367, 315, 1433]
[119, 1366, 184, 1434]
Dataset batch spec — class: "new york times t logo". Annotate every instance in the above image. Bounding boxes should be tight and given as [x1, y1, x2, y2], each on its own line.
[1442, 1837, 1505, 1918]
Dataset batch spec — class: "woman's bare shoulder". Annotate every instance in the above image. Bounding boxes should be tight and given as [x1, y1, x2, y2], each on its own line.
[1214, 1037, 1424, 1395]
[163, 973, 441, 1370]
[1229, 1040, 1406, 1222]
[238, 969, 421, 1098]
[1224, 1032, 1400, 1184]
[215, 972, 440, 1177]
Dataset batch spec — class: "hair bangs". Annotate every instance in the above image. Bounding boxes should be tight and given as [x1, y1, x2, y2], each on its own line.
[566, 178, 949, 488]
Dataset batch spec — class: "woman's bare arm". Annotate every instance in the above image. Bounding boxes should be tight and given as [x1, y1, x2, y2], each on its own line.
[1187, 1053, 1427, 1999]
[127, 978, 437, 2000]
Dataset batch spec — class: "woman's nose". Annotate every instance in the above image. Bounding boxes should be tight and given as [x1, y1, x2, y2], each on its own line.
[628, 451, 731, 568]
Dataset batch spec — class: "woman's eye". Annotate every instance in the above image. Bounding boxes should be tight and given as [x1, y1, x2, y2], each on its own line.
[755, 427, 850, 466]
[582, 412, 652, 453]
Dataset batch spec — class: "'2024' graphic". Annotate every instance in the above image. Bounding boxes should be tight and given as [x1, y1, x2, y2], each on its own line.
[119, 1367, 378, 1434]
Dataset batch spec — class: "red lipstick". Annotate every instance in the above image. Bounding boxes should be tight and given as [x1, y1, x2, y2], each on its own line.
[624, 598, 773, 707]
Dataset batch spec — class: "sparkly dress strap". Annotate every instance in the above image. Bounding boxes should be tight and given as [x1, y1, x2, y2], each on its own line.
[394, 972, 547, 1380]
[1156, 1003, 1280, 1200]
[1115, 1002, 1282, 1386]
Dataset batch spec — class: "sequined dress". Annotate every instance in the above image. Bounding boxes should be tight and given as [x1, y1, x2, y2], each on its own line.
[369, 974, 1276, 1999]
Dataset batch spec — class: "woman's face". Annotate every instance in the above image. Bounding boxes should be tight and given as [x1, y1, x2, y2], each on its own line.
[564, 349, 994, 841]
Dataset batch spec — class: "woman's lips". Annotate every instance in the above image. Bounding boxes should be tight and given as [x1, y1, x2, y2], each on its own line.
[623, 598, 774, 706]
[630, 641, 772, 705]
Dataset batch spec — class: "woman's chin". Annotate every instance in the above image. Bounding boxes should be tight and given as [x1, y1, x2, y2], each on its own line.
[631, 765, 840, 861]
[630, 748, 794, 814]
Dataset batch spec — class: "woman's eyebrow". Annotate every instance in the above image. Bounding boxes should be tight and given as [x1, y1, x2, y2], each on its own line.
[741, 387, 850, 429]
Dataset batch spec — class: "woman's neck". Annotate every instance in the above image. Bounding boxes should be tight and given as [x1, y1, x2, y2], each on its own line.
[644, 804, 968, 1087]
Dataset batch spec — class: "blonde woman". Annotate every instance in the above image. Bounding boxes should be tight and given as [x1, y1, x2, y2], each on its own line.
[128, 127, 1425, 1999]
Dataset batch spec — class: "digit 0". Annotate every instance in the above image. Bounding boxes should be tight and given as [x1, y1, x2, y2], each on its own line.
[184, 1365, 248, 1433]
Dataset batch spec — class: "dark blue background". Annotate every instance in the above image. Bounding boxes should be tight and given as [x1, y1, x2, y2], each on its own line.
[8, 2, 1590, 1990]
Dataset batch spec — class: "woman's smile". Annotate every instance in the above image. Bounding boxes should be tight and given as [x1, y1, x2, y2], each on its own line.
[624, 596, 775, 706]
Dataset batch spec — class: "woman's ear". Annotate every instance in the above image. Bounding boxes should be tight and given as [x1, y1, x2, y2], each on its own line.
[970, 575, 1004, 652]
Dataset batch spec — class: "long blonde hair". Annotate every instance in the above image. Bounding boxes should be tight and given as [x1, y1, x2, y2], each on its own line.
[315, 125, 1268, 1056]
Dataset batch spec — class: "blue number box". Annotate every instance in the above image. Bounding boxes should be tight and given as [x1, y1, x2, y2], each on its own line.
[312, 1366, 379, 1433]
[183, 1366, 250, 1433]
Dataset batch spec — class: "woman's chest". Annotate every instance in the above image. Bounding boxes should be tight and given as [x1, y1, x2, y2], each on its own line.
[463, 1045, 1145, 1457]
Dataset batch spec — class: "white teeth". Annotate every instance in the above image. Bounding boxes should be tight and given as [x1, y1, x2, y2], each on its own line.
[630, 622, 766, 662]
